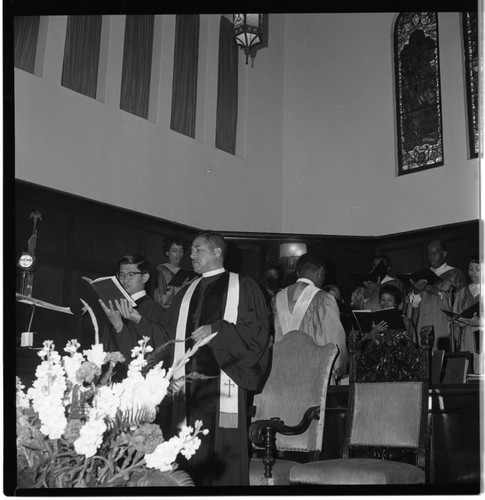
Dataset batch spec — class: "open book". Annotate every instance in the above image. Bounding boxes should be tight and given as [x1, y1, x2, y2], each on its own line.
[441, 301, 479, 320]
[168, 269, 199, 287]
[82, 276, 137, 307]
[410, 268, 442, 286]
[352, 307, 407, 333]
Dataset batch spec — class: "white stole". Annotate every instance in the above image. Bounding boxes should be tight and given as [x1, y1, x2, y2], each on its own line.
[172, 273, 240, 429]
[277, 282, 320, 333]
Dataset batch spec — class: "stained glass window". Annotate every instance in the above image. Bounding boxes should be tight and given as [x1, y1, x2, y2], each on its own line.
[394, 13, 443, 175]
[462, 11, 479, 159]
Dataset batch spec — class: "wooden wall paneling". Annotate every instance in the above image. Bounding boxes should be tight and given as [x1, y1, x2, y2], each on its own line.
[224, 239, 267, 279]
[373, 243, 424, 274]
[374, 220, 480, 281]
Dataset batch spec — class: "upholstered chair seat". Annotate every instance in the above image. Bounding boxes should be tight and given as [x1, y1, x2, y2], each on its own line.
[290, 457, 425, 485]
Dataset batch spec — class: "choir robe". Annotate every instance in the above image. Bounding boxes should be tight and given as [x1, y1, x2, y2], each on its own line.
[273, 280, 348, 381]
[162, 271, 270, 486]
[154, 263, 185, 309]
[351, 276, 407, 312]
[453, 285, 480, 372]
[100, 294, 165, 367]
[406, 267, 466, 350]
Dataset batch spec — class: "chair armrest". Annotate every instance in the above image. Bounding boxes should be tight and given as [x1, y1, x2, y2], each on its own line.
[249, 404, 320, 447]
[249, 405, 320, 481]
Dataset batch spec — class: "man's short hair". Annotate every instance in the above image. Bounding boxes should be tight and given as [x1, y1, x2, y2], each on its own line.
[428, 239, 448, 252]
[117, 254, 150, 274]
[379, 284, 402, 307]
[195, 231, 227, 259]
[296, 253, 325, 275]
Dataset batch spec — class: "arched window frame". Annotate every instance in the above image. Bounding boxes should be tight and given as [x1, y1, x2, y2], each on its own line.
[394, 12, 444, 175]
[462, 11, 479, 159]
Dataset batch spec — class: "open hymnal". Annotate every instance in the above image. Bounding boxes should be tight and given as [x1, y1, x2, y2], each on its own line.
[441, 301, 479, 320]
[167, 269, 199, 287]
[410, 268, 442, 286]
[82, 276, 137, 307]
[352, 307, 407, 333]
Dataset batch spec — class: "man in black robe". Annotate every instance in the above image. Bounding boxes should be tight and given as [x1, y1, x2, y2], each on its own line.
[161, 231, 270, 486]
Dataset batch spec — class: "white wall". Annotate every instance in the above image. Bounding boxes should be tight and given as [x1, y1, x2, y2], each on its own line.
[281, 13, 479, 236]
[14, 14, 285, 233]
[15, 13, 479, 237]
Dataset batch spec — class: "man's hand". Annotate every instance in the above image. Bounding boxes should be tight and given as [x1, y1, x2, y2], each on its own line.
[99, 299, 123, 332]
[114, 298, 142, 324]
[191, 325, 212, 344]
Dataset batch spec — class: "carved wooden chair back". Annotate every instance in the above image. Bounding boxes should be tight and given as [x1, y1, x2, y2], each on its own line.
[344, 327, 434, 470]
[249, 330, 338, 485]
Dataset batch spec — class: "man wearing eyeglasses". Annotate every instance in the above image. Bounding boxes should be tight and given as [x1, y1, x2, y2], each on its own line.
[99, 254, 166, 369]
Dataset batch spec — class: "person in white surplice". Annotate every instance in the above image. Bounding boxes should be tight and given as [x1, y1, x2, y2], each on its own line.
[272, 253, 348, 382]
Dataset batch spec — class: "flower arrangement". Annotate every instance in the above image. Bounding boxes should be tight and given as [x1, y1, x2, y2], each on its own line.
[16, 333, 216, 489]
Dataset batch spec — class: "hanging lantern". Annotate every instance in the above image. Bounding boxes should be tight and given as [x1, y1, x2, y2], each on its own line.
[233, 14, 263, 64]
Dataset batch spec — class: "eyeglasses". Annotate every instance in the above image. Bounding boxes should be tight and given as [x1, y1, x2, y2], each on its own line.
[117, 272, 143, 281]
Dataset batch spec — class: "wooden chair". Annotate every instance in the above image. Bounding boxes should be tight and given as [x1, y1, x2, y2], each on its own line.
[248, 330, 338, 485]
[289, 326, 434, 485]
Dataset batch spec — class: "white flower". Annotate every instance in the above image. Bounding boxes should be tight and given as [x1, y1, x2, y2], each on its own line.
[144, 424, 206, 472]
[144, 439, 181, 472]
[64, 339, 81, 355]
[92, 385, 122, 420]
[16, 378, 30, 409]
[83, 344, 106, 368]
[63, 352, 84, 385]
[27, 348, 69, 439]
[73, 415, 107, 458]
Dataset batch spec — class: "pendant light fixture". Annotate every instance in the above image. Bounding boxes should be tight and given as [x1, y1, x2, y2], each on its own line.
[233, 14, 263, 64]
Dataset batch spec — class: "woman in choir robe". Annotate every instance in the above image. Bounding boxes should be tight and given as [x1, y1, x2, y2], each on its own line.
[154, 236, 190, 309]
[367, 284, 416, 343]
[453, 253, 480, 372]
